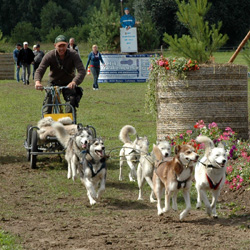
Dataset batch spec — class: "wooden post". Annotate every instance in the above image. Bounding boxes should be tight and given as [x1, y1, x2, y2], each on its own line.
[120, 0, 123, 16]
[228, 30, 250, 63]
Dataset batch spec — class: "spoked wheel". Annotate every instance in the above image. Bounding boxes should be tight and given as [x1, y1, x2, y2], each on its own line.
[30, 129, 38, 169]
[26, 124, 32, 161]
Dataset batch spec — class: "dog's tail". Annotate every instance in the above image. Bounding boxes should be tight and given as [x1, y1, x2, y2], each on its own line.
[52, 122, 71, 147]
[119, 125, 136, 144]
[196, 135, 214, 156]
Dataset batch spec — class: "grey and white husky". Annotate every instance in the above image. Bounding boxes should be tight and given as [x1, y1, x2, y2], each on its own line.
[79, 138, 107, 205]
[119, 125, 148, 182]
[52, 122, 94, 181]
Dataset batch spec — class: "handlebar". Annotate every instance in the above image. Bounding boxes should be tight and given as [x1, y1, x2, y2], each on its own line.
[37, 86, 68, 91]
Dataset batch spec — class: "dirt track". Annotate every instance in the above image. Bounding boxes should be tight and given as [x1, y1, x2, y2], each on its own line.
[0, 161, 250, 250]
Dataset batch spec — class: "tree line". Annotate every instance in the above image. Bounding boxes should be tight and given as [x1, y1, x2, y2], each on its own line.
[0, 0, 249, 51]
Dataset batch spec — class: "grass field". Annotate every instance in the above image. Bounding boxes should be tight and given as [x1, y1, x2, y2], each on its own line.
[0, 51, 249, 249]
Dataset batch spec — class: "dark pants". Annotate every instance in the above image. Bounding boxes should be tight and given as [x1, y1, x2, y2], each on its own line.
[43, 82, 83, 115]
[90, 67, 100, 89]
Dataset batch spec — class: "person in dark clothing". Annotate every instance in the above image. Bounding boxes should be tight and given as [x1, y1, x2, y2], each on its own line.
[34, 35, 86, 114]
[17, 42, 34, 85]
[85, 45, 105, 90]
[17, 41, 35, 85]
[13, 43, 22, 82]
[33, 44, 44, 78]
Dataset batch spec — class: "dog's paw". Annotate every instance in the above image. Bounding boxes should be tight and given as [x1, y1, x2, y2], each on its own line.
[150, 198, 157, 203]
[158, 209, 164, 216]
[179, 211, 187, 221]
[172, 205, 178, 211]
[90, 200, 97, 206]
[206, 206, 212, 216]
[212, 214, 218, 219]
[196, 202, 202, 209]
[119, 177, 123, 181]
[137, 197, 143, 201]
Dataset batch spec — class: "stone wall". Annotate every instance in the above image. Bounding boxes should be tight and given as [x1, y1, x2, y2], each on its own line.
[0, 53, 14, 80]
[157, 64, 249, 140]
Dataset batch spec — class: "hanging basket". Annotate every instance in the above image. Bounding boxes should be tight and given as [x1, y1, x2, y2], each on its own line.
[156, 64, 249, 140]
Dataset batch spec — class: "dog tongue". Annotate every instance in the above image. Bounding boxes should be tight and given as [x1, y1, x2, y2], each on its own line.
[82, 144, 87, 149]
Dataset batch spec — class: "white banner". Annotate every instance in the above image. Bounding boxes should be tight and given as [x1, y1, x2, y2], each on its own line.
[99, 54, 156, 83]
[120, 28, 138, 53]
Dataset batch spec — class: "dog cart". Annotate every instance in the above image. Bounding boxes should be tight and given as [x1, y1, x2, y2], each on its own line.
[24, 86, 96, 169]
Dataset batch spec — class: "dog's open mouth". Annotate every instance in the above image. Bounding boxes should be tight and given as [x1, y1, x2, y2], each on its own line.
[216, 161, 226, 167]
[82, 143, 88, 149]
[95, 150, 104, 158]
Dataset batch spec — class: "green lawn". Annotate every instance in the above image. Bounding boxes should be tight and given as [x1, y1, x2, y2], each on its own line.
[0, 50, 249, 249]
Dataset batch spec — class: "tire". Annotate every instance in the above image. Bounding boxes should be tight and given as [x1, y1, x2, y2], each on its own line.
[26, 125, 32, 161]
[30, 130, 38, 169]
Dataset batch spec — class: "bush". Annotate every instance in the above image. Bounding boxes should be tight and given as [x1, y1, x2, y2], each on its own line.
[10, 21, 38, 44]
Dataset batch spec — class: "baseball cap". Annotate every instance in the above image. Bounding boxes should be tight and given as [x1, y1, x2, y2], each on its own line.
[54, 35, 68, 45]
[23, 41, 28, 45]
[36, 44, 40, 48]
[124, 7, 129, 10]
[16, 43, 22, 47]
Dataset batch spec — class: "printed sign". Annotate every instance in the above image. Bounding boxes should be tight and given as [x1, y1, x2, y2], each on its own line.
[120, 28, 138, 53]
[98, 54, 155, 83]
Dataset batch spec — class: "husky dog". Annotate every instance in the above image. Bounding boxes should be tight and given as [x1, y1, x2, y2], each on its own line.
[52, 122, 94, 181]
[79, 138, 107, 205]
[137, 140, 172, 202]
[195, 135, 227, 218]
[119, 125, 148, 182]
[153, 143, 199, 220]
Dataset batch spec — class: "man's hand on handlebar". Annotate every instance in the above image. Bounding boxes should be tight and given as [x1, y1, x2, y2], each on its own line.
[35, 81, 43, 91]
[67, 81, 76, 89]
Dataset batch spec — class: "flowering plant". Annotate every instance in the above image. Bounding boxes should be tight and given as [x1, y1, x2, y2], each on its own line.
[145, 56, 199, 115]
[166, 120, 250, 190]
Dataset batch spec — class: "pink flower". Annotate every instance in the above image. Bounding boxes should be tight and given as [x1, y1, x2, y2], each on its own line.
[208, 122, 217, 129]
[158, 60, 165, 66]
[226, 165, 233, 174]
[186, 130, 192, 134]
[239, 177, 244, 183]
[236, 184, 241, 190]
[229, 184, 234, 189]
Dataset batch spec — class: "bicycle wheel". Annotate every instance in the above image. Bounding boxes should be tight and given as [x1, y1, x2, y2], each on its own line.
[26, 124, 32, 161]
[30, 130, 38, 169]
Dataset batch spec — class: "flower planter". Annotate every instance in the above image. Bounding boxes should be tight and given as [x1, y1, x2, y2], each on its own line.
[0, 53, 14, 80]
[156, 64, 249, 140]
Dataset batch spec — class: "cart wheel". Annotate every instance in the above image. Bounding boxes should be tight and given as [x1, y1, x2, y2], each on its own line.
[26, 124, 32, 161]
[30, 129, 38, 169]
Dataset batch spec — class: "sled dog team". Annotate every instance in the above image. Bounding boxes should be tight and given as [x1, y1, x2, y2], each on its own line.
[51, 121, 227, 220]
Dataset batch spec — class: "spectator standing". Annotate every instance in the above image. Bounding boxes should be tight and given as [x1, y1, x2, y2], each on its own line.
[86, 45, 105, 90]
[17, 41, 35, 85]
[32, 45, 37, 80]
[34, 35, 86, 114]
[33, 44, 44, 78]
[120, 7, 135, 30]
[68, 38, 80, 57]
[13, 43, 22, 82]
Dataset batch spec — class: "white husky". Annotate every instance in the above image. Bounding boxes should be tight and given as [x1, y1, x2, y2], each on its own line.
[52, 122, 93, 181]
[137, 140, 172, 202]
[119, 125, 148, 182]
[195, 135, 227, 218]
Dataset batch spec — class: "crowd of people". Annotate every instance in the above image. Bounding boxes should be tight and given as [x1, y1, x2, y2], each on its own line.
[12, 7, 135, 112]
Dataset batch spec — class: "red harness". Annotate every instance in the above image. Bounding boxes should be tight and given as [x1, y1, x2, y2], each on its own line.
[206, 174, 222, 190]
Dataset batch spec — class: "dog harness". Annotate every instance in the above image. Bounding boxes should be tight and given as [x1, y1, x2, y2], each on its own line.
[80, 150, 106, 178]
[206, 174, 222, 190]
[175, 175, 191, 189]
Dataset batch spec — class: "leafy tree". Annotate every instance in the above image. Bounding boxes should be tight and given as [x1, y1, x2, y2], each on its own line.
[163, 0, 228, 62]
[134, 0, 160, 51]
[10, 21, 38, 44]
[64, 25, 90, 43]
[40, 1, 74, 41]
[45, 26, 65, 43]
[88, 0, 120, 51]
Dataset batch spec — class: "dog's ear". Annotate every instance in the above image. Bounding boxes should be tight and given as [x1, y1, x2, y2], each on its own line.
[77, 123, 83, 130]
[174, 145, 181, 155]
[217, 141, 225, 149]
[153, 144, 163, 161]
